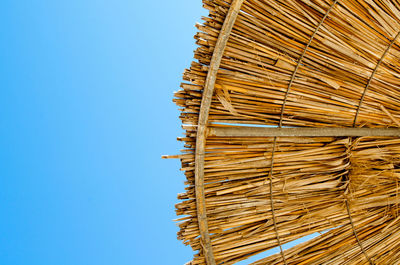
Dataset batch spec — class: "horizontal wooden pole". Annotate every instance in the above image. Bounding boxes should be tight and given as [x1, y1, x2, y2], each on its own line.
[208, 127, 400, 137]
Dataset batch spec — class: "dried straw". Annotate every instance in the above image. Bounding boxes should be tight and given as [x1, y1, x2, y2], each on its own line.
[166, 0, 400, 264]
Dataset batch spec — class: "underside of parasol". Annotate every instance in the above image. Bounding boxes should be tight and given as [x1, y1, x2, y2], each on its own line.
[165, 0, 400, 264]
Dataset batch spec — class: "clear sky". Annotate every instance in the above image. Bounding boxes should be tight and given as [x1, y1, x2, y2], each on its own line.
[1, 1, 206, 264]
[0, 1, 318, 265]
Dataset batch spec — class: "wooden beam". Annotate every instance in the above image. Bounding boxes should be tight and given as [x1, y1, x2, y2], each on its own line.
[194, 1, 244, 265]
[208, 127, 400, 137]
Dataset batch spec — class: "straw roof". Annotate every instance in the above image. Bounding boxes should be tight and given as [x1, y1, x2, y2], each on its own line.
[165, 0, 400, 264]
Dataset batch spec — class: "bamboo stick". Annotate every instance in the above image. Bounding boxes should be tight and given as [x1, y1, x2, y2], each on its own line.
[208, 126, 400, 137]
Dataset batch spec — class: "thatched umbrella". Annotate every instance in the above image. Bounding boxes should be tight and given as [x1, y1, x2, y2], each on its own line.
[164, 0, 400, 264]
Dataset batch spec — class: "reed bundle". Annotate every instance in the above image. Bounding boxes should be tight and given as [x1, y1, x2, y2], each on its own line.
[166, 0, 400, 264]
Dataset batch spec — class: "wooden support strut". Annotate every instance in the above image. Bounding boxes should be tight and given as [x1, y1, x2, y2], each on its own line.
[208, 127, 400, 137]
[194, 1, 245, 264]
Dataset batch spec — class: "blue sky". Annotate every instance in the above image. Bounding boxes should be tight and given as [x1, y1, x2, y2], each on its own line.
[1, 1, 205, 264]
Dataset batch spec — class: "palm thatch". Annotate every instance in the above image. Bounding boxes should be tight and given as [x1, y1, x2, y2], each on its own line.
[165, 0, 400, 264]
